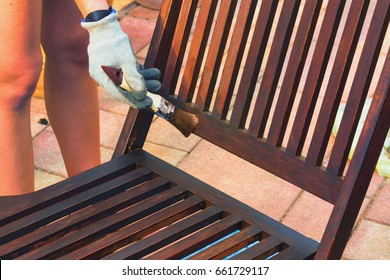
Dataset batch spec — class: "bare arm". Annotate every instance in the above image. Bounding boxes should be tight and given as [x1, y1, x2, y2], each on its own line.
[74, 0, 110, 17]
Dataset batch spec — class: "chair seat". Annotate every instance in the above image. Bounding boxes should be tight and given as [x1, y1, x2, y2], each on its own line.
[0, 150, 318, 260]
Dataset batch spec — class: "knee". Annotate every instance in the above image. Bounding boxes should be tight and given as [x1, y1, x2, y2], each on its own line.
[0, 54, 43, 110]
[43, 29, 89, 69]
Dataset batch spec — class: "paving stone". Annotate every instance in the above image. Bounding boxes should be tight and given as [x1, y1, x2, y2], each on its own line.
[343, 219, 390, 260]
[130, 5, 160, 20]
[34, 169, 65, 191]
[178, 140, 301, 221]
[101, 146, 115, 163]
[33, 130, 67, 177]
[99, 110, 126, 149]
[281, 191, 333, 241]
[119, 16, 156, 53]
[146, 117, 202, 152]
[365, 183, 390, 225]
[30, 110, 49, 138]
[144, 141, 188, 166]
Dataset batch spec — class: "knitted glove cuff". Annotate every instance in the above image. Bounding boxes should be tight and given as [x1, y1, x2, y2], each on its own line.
[81, 10, 124, 44]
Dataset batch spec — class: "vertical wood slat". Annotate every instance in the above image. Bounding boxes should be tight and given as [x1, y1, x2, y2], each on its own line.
[248, 0, 302, 138]
[162, 0, 199, 95]
[177, 0, 219, 103]
[306, 0, 370, 166]
[327, 0, 390, 176]
[195, 0, 238, 112]
[286, 0, 346, 155]
[267, 0, 323, 147]
[229, 0, 279, 128]
[212, 0, 259, 120]
[316, 52, 390, 260]
[115, 0, 183, 156]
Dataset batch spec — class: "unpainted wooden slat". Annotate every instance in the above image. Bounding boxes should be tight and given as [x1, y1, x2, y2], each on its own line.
[0, 176, 171, 259]
[15, 186, 189, 260]
[327, 0, 390, 176]
[287, 0, 346, 155]
[267, 0, 323, 146]
[57, 194, 205, 260]
[307, 0, 370, 166]
[248, 0, 302, 138]
[0, 167, 153, 244]
[212, 0, 259, 119]
[102, 206, 223, 260]
[187, 225, 263, 260]
[143, 215, 242, 260]
[177, 0, 219, 103]
[162, 0, 199, 94]
[229, 236, 284, 260]
[229, 0, 279, 128]
[195, 0, 238, 111]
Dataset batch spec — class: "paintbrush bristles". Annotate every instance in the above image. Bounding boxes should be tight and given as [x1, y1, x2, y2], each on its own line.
[172, 110, 199, 137]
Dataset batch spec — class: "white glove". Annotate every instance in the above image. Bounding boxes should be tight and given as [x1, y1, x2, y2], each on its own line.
[81, 10, 152, 109]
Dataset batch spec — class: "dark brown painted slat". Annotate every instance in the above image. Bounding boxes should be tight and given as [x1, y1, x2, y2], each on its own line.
[248, 0, 302, 138]
[267, 0, 323, 146]
[307, 0, 369, 166]
[229, 0, 279, 128]
[162, 0, 199, 94]
[177, 0, 219, 103]
[317, 52, 390, 260]
[0, 153, 138, 223]
[195, 0, 238, 111]
[57, 195, 205, 260]
[187, 226, 263, 260]
[192, 113, 339, 203]
[287, 0, 346, 155]
[0, 167, 153, 244]
[269, 245, 316, 259]
[102, 206, 223, 259]
[229, 236, 283, 260]
[15, 186, 189, 260]
[143, 215, 242, 260]
[327, 0, 390, 175]
[212, 0, 258, 119]
[0, 176, 171, 258]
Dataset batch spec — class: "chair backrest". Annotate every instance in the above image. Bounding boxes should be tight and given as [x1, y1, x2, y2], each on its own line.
[116, 0, 390, 259]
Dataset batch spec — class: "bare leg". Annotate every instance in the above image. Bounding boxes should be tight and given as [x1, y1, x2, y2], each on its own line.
[42, 0, 101, 177]
[0, 1, 43, 195]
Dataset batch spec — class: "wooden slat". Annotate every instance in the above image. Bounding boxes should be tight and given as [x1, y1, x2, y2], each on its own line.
[15, 186, 190, 260]
[248, 0, 302, 138]
[327, 0, 390, 175]
[0, 167, 153, 244]
[212, 0, 258, 119]
[195, 0, 238, 111]
[229, 236, 284, 260]
[269, 245, 315, 259]
[0, 154, 138, 222]
[143, 215, 242, 260]
[177, 0, 219, 103]
[102, 206, 223, 259]
[306, 0, 369, 166]
[287, 0, 346, 155]
[229, 0, 279, 128]
[267, 0, 323, 146]
[192, 113, 339, 203]
[317, 52, 390, 259]
[0, 176, 171, 259]
[187, 226, 263, 260]
[162, 0, 199, 94]
[57, 195, 205, 260]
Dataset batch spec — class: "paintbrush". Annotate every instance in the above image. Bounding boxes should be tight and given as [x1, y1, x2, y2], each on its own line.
[101, 66, 198, 137]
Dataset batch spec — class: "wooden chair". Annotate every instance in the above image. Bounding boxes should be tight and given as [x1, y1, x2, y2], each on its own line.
[0, 0, 389, 260]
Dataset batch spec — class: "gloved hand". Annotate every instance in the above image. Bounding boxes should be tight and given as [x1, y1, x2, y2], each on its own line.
[81, 10, 151, 109]
[139, 66, 161, 94]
